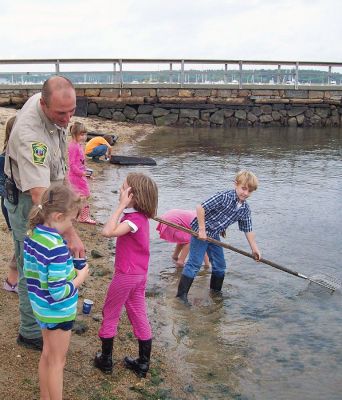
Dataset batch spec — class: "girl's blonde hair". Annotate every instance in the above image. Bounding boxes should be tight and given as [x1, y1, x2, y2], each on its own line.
[70, 121, 87, 140]
[28, 184, 82, 230]
[235, 170, 258, 191]
[126, 173, 158, 218]
[3, 115, 16, 151]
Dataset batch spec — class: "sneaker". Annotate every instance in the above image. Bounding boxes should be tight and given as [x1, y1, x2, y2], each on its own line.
[17, 334, 43, 351]
[3, 279, 18, 294]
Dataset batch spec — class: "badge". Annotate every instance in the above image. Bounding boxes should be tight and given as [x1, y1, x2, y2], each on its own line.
[31, 142, 48, 165]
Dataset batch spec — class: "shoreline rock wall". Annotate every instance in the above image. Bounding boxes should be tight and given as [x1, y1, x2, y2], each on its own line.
[1, 86, 342, 127]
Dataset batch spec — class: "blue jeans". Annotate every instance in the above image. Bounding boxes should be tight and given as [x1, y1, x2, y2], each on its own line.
[86, 145, 108, 158]
[182, 236, 227, 279]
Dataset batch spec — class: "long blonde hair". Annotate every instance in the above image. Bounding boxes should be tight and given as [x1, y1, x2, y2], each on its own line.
[28, 184, 81, 230]
[126, 173, 158, 218]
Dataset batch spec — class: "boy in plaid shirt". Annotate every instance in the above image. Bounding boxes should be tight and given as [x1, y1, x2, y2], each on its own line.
[177, 170, 261, 303]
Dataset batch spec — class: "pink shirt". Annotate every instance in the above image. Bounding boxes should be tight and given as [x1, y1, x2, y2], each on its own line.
[67, 141, 90, 197]
[156, 209, 196, 243]
[115, 209, 150, 275]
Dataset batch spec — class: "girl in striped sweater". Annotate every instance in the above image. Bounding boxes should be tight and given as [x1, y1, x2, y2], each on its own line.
[23, 184, 89, 400]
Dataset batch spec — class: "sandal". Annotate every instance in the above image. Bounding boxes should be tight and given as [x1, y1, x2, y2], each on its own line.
[3, 279, 18, 293]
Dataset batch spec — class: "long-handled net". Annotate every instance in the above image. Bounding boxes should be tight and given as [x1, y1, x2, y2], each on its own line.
[154, 217, 342, 292]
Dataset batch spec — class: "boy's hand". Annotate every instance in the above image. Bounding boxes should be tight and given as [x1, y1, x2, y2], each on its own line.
[198, 227, 207, 241]
[252, 247, 261, 261]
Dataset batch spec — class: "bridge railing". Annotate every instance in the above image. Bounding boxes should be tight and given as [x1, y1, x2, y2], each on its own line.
[0, 58, 342, 88]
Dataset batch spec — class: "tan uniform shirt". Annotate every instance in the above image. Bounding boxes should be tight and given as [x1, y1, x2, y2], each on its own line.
[5, 93, 67, 192]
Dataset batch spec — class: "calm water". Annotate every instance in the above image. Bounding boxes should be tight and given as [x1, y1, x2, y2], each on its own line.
[92, 127, 342, 400]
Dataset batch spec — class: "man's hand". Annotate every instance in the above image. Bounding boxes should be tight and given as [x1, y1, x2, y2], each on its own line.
[63, 227, 85, 258]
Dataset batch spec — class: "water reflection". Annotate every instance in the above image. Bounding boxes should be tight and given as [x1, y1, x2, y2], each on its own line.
[91, 126, 342, 400]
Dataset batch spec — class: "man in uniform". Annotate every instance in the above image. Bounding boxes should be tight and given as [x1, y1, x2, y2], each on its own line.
[4, 76, 85, 350]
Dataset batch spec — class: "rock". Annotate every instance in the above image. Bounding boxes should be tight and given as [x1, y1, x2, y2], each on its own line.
[152, 107, 169, 117]
[112, 111, 126, 122]
[123, 105, 137, 120]
[72, 320, 89, 335]
[210, 110, 225, 124]
[91, 249, 104, 258]
[135, 114, 154, 124]
[98, 108, 112, 119]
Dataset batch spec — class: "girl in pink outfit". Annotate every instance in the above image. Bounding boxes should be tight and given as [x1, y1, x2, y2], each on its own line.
[94, 172, 158, 377]
[157, 209, 210, 267]
[67, 122, 96, 224]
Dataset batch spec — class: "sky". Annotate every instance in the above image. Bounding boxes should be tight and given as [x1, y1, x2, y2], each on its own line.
[0, 0, 341, 64]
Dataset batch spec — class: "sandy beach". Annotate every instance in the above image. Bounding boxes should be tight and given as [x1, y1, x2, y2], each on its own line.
[0, 107, 184, 400]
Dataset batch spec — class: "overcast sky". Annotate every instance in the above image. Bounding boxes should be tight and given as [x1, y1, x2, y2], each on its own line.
[0, 0, 340, 63]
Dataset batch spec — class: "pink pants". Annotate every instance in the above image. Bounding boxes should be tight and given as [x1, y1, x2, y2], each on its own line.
[98, 273, 152, 340]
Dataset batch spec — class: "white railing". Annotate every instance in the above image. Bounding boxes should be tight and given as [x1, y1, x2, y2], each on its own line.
[0, 58, 342, 89]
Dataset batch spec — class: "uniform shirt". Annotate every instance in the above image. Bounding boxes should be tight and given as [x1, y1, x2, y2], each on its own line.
[23, 224, 78, 324]
[191, 189, 253, 238]
[114, 208, 150, 275]
[4, 93, 67, 192]
[85, 137, 111, 155]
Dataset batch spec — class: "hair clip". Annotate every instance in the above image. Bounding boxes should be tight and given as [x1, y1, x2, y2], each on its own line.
[48, 190, 53, 204]
[37, 204, 42, 210]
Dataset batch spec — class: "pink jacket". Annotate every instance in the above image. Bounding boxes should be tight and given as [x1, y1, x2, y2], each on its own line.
[67, 141, 90, 197]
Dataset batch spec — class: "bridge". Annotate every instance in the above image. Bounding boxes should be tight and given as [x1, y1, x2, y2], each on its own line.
[0, 58, 341, 128]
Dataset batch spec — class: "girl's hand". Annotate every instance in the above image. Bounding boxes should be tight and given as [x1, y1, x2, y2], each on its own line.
[119, 186, 133, 208]
[74, 264, 89, 288]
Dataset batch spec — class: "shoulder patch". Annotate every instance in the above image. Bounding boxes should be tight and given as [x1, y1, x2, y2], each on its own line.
[31, 142, 48, 165]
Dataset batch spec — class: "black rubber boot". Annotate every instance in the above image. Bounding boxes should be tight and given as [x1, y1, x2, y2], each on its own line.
[176, 274, 194, 304]
[94, 337, 114, 374]
[210, 274, 225, 292]
[124, 338, 152, 378]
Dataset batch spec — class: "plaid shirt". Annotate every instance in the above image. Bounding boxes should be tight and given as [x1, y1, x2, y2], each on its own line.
[190, 189, 253, 237]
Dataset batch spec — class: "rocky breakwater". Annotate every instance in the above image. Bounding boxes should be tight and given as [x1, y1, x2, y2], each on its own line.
[82, 87, 342, 128]
[2, 86, 342, 128]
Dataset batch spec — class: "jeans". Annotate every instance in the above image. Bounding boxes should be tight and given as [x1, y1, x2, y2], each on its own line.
[86, 144, 108, 158]
[5, 192, 42, 339]
[182, 236, 227, 279]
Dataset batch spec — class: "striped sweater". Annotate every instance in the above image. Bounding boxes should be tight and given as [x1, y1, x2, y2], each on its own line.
[23, 224, 78, 324]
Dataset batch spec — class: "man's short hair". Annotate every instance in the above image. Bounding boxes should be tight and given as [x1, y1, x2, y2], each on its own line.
[41, 75, 74, 106]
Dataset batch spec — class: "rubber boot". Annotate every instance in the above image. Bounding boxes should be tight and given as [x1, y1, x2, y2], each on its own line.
[77, 205, 96, 225]
[176, 274, 194, 304]
[210, 274, 225, 292]
[94, 337, 114, 374]
[124, 338, 152, 378]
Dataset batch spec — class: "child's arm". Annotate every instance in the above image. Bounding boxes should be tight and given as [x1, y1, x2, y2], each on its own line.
[196, 204, 207, 240]
[73, 265, 89, 288]
[102, 186, 134, 238]
[245, 231, 261, 261]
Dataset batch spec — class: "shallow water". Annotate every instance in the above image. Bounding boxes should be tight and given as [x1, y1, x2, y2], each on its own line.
[91, 127, 342, 400]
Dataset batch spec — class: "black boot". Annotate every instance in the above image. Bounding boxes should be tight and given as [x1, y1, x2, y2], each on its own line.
[210, 274, 225, 292]
[176, 274, 194, 304]
[94, 337, 114, 374]
[124, 338, 152, 378]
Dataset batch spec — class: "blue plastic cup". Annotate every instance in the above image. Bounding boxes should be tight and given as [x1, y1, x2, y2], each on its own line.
[82, 299, 94, 315]
[73, 257, 87, 270]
